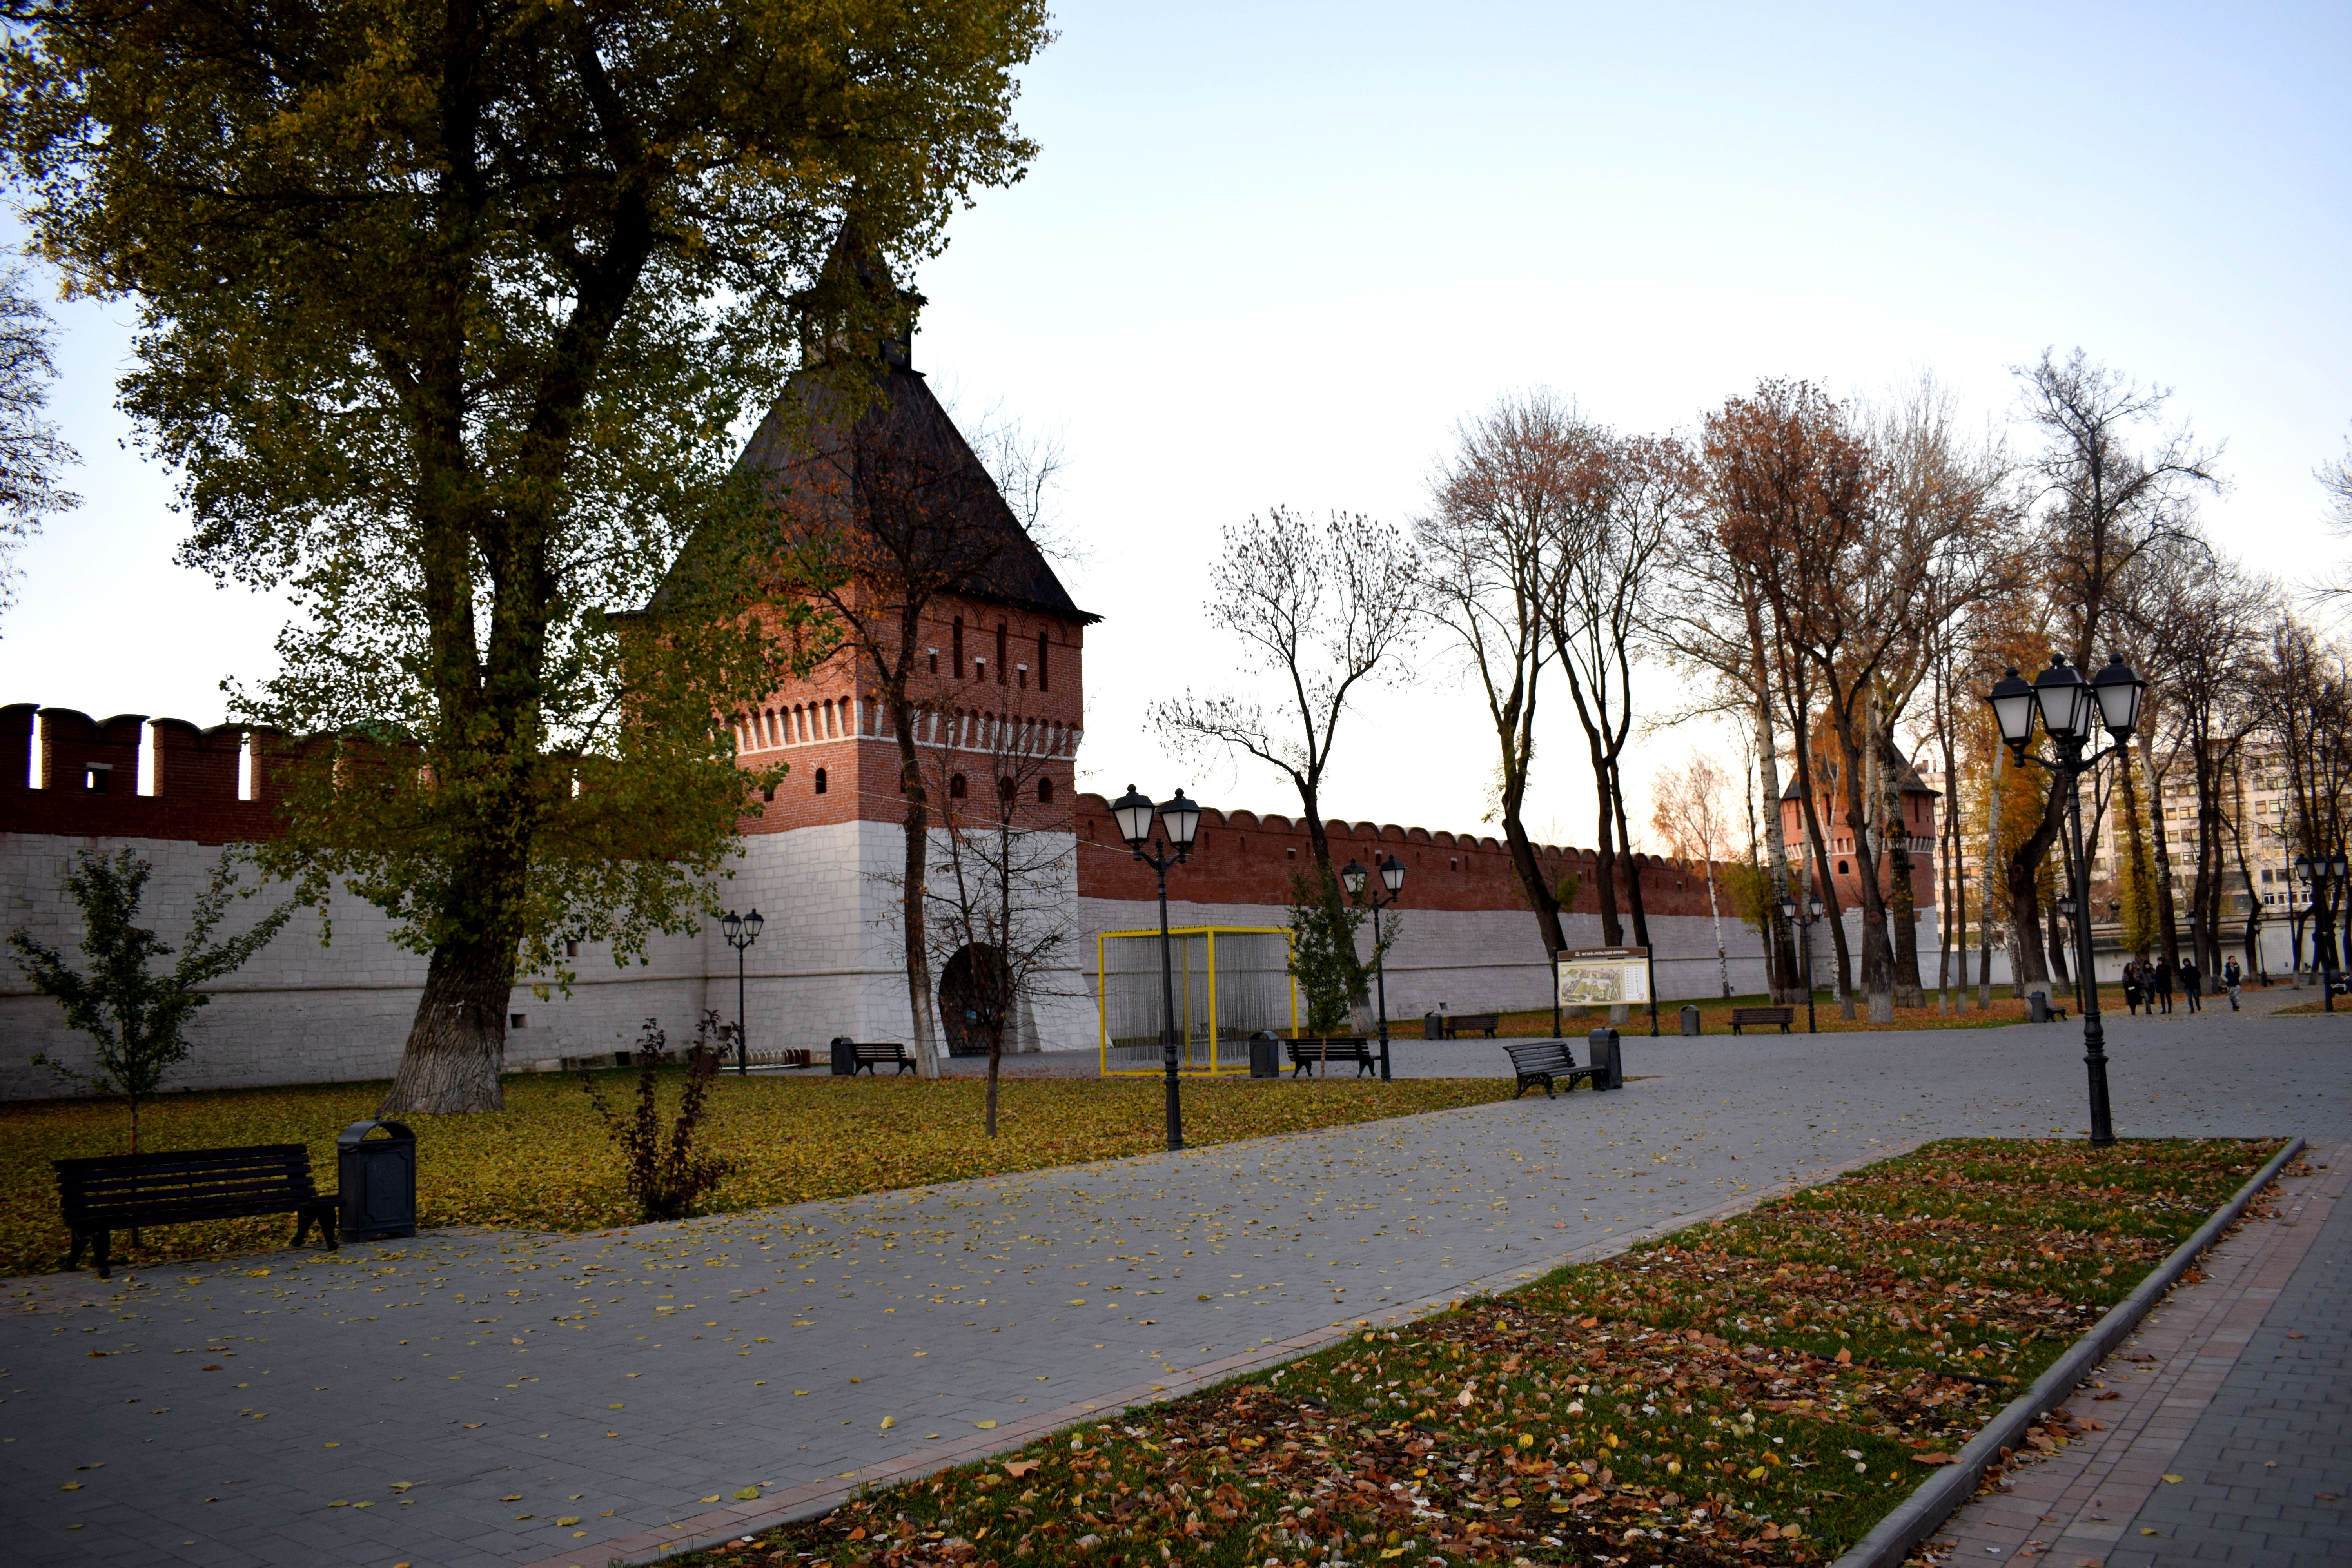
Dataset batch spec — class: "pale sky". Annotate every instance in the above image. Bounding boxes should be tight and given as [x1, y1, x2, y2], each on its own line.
[5, 2, 2347, 854]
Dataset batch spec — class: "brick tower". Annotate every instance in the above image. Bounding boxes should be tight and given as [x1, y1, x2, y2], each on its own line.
[695, 261, 1100, 1055]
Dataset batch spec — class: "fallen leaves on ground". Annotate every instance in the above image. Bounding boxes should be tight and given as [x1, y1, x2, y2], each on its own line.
[0, 1073, 1513, 1274]
[654, 1137, 2278, 1568]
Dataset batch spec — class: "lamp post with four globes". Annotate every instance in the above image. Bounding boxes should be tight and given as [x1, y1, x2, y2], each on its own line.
[1341, 855, 1406, 1082]
[1984, 652, 2147, 1147]
[1778, 891, 1826, 1034]
[1111, 785, 1203, 1152]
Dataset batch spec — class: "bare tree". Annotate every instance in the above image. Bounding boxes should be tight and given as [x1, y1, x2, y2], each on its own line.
[1546, 432, 1682, 950]
[2254, 620, 2352, 973]
[1651, 751, 1735, 997]
[1858, 377, 2016, 1007]
[0, 266, 78, 624]
[1998, 349, 2223, 988]
[2316, 427, 2352, 600]
[2132, 551, 2271, 981]
[1704, 382, 1871, 1011]
[918, 694, 1078, 1137]
[1151, 506, 1419, 878]
[1660, 483, 1803, 1002]
[1416, 393, 1583, 957]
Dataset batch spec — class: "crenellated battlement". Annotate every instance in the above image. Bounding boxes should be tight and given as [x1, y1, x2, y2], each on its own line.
[1070, 791, 1735, 919]
[1, 704, 290, 845]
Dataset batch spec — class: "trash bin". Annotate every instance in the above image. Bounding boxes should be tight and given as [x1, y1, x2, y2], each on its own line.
[1680, 1005, 1701, 1037]
[1249, 1031, 1282, 1079]
[1587, 1027, 1623, 1091]
[2027, 991, 2050, 1023]
[336, 1120, 417, 1242]
[829, 1036, 857, 1076]
[1423, 1012, 1443, 1041]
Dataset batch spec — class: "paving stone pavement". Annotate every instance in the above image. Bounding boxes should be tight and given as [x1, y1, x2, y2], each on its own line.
[1922, 1140, 2350, 1567]
[3, 1009, 2346, 1568]
[2106, 1147, 2352, 1566]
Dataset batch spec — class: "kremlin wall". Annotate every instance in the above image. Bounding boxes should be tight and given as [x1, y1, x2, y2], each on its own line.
[0, 700, 1863, 1100]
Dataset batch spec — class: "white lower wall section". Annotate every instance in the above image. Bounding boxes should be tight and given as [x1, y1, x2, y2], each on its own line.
[1072, 897, 1793, 1032]
[1, 823, 1095, 1098]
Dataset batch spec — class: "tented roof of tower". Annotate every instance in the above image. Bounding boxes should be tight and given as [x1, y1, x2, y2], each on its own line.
[729, 358, 1098, 624]
[1779, 759, 1940, 800]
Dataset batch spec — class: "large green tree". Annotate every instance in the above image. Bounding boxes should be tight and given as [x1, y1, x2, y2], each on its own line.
[2, 0, 1051, 1112]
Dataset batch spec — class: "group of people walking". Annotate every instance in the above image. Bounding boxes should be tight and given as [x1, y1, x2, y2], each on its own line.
[2120, 955, 2244, 1014]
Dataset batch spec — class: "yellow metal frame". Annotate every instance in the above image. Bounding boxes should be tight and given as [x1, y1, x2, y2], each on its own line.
[1095, 925, 1297, 1077]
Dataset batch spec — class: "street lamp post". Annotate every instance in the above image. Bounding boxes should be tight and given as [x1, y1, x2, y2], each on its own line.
[1779, 892, 1826, 1034]
[1985, 652, 2147, 1147]
[1341, 855, 1407, 1082]
[1112, 785, 1203, 1152]
[718, 909, 764, 1075]
[2295, 851, 2347, 1012]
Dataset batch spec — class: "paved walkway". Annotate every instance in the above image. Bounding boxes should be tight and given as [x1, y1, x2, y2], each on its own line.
[4, 1009, 2346, 1568]
[1926, 1137, 2352, 1567]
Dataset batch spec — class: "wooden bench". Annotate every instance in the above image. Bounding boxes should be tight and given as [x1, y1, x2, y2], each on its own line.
[1503, 1039, 1605, 1098]
[1441, 1012, 1501, 1039]
[53, 1144, 338, 1279]
[1287, 1038, 1376, 1078]
[1728, 1006, 1795, 1036]
[851, 1043, 915, 1075]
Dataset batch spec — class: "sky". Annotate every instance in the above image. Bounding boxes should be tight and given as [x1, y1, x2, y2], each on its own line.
[4, 1, 2348, 851]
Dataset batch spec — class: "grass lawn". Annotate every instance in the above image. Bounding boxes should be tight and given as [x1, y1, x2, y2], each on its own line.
[681, 1137, 2287, 1568]
[0, 1070, 1515, 1279]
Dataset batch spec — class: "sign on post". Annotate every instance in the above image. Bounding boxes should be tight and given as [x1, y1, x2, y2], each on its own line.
[1555, 945, 1661, 1037]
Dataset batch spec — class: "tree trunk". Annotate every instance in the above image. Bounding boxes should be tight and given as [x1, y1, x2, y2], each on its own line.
[1883, 728, 1925, 1009]
[1584, 746, 1624, 946]
[1704, 863, 1730, 998]
[2005, 776, 2062, 989]
[893, 701, 943, 1078]
[379, 940, 512, 1114]
[1499, 810, 1567, 960]
[1739, 587, 1801, 1001]
[1795, 767, 1855, 1011]
[1840, 729, 1896, 1025]
[1608, 755, 1652, 950]
[1978, 742, 2002, 1006]
[2141, 733, 2182, 970]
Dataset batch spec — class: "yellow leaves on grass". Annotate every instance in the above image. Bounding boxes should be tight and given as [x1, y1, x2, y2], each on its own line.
[0, 1073, 1511, 1274]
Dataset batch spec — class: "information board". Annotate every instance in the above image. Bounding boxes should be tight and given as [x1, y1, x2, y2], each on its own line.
[1554, 945, 1653, 1007]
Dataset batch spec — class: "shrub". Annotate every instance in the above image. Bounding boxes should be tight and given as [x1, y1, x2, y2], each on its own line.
[580, 1013, 735, 1221]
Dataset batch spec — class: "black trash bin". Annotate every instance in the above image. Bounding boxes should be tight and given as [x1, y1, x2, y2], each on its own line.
[1680, 1005, 1701, 1037]
[337, 1120, 417, 1242]
[1423, 1012, 1443, 1041]
[2027, 991, 2050, 1023]
[1586, 1027, 1623, 1091]
[1249, 1032, 1282, 1079]
[829, 1036, 857, 1076]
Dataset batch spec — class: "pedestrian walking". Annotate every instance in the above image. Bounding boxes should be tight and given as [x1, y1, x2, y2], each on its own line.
[2122, 965, 2143, 1016]
[2153, 958, 2176, 1015]
[2223, 956, 2243, 1011]
[2179, 957, 2203, 1012]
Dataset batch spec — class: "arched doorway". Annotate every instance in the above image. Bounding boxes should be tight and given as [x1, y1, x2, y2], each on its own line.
[938, 944, 1006, 1057]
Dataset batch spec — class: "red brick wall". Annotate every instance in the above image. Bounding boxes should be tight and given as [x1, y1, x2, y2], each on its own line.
[1, 704, 289, 846]
[1073, 795, 1736, 918]
[728, 589, 1084, 836]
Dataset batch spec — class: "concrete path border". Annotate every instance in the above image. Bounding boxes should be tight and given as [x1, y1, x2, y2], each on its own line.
[1830, 1137, 2309, 1568]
